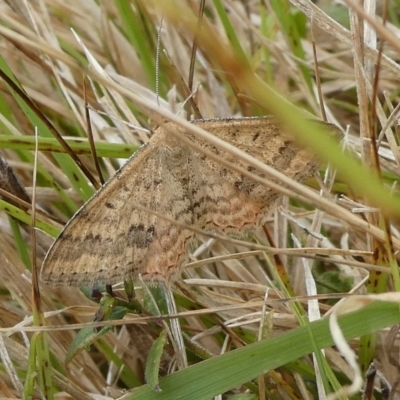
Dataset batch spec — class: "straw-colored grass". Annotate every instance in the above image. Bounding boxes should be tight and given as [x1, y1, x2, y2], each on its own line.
[0, 0, 400, 399]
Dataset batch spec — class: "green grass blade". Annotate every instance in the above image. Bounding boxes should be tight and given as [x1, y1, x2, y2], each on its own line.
[114, 0, 157, 89]
[0, 200, 60, 237]
[0, 134, 137, 158]
[122, 301, 400, 399]
[212, 0, 248, 63]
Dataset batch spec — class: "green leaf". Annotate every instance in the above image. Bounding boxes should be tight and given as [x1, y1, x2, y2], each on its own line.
[0, 134, 137, 158]
[65, 304, 127, 365]
[145, 330, 168, 392]
[0, 200, 60, 237]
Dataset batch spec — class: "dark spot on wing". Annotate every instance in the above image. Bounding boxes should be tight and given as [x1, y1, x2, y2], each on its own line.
[175, 205, 194, 220]
[129, 223, 145, 233]
[235, 181, 243, 190]
[127, 223, 155, 248]
[145, 178, 162, 190]
[84, 233, 102, 242]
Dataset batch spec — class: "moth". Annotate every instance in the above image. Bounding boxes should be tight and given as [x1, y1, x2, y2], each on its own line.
[41, 117, 338, 286]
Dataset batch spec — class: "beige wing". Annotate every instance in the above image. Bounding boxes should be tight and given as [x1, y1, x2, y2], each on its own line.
[41, 141, 195, 287]
[187, 117, 318, 234]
